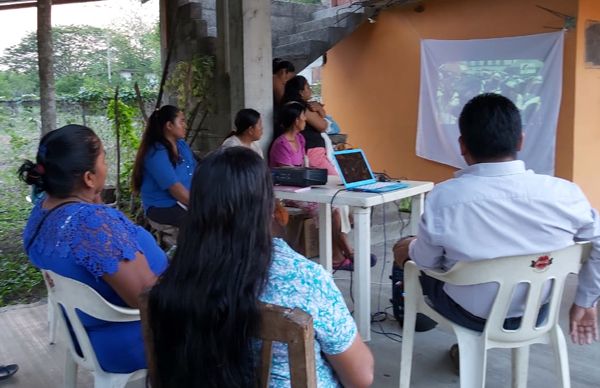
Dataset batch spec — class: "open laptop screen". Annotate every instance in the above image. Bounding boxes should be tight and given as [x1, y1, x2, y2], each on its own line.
[334, 150, 374, 185]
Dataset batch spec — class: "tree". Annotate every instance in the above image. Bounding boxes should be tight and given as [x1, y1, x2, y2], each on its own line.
[37, 0, 56, 135]
[1, 24, 160, 94]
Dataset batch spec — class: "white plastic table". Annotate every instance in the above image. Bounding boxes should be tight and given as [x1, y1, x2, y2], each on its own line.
[274, 180, 434, 341]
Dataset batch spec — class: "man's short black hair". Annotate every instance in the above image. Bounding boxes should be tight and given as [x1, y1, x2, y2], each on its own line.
[458, 93, 522, 160]
[272, 58, 295, 75]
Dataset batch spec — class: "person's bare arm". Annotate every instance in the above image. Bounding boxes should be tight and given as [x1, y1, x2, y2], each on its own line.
[103, 252, 158, 308]
[305, 109, 328, 132]
[307, 101, 326, 118]
[325, 334, 374, 388]
[168, 182, 190, 206]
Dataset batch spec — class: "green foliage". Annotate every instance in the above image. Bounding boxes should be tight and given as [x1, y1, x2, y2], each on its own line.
[106, 98, 143, 199]
[0, 72, 38, 98]
[0, 122, 44, 306]
[0, 23, 160, 100]
[165, 55, 216, 114]
[107, 98, 141, 151]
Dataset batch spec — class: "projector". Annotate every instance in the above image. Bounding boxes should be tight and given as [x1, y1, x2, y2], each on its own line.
[272, 167, 328, 187]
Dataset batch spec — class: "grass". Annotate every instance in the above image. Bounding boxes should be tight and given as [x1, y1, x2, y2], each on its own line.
[0, 125, 45, 307]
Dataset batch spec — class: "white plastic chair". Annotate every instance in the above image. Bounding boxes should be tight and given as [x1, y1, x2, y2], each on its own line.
[399, 242, 592, 388]
[43, 270, 147, 388]
[41, 270, 58, 344]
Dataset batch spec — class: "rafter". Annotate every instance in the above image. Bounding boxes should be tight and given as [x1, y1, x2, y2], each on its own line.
[0, 0, 104, 11]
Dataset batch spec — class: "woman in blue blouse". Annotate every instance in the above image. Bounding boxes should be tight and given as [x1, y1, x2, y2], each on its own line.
[19, 124, 168, 374]
[147, 147, 374, 387]
[132, 105, 196, 227]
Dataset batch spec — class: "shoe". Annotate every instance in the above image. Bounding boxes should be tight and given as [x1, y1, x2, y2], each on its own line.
[333, 257, 354, 271]
[391, 265, 438, 332]
[0, 364, 18, 380]
[333, 254, 378, 271]
[449, 344, 460, 375]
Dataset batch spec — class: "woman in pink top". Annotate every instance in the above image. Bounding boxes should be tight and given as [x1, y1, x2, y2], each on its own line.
[269, 102, 306, 168]
[270, 103, 361, 268]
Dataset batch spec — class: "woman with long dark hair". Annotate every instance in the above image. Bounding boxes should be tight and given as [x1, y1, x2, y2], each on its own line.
[131, 105, 196, 227]
[221, 108, 264, 157]
[148, 147, 374, 387]
[20, 125, 167, 373]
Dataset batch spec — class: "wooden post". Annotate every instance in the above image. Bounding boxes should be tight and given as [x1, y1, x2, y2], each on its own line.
[37, 0, 57, 135]
[113, 86, 121, 209]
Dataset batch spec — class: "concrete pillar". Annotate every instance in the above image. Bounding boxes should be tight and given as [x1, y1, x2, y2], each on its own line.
[224, 0, 274, 152]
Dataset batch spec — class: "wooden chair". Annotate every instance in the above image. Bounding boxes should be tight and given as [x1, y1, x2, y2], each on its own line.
[146, 218, 178, 250]
[140, 297, 317, 388]
[257, 303, 317, 388]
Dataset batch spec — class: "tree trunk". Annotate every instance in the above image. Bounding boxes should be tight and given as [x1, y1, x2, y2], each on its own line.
[37, 0, 57, 135]
[113, 86, 121, 209]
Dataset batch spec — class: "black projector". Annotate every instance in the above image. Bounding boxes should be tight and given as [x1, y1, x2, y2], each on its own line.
[272, 167, 328, 187]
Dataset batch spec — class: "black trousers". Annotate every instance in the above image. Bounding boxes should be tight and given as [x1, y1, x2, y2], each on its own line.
[147, 205, 187, 227]
[419, 272, 549, 332]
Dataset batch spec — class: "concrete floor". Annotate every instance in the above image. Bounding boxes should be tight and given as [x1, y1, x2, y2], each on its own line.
[1, 232, 599, 387]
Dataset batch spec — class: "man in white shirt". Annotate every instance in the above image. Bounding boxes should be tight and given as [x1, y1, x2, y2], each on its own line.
[394, 93, 600, 346]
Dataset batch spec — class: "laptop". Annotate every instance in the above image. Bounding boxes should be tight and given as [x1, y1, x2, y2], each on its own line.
[333, 149, 409, 193]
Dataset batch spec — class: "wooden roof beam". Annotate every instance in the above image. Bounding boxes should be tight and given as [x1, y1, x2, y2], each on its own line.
[0, 0, 104, 11]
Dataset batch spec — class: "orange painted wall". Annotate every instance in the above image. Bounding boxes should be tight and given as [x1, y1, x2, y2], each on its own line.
[573, 0, 600, 208]
[323, 0, 577, 184]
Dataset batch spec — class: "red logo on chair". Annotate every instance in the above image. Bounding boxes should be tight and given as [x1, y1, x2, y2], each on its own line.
[531, 255, 553, 271]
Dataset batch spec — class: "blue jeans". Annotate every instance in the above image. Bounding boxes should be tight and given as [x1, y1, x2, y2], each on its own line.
[419, 272, 549, 332]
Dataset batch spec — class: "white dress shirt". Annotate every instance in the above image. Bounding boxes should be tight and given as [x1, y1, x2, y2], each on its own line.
[409, 160, 600, 318]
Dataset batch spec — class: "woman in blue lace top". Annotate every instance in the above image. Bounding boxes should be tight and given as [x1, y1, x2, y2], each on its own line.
[147, 147, 374, 387]
[19, 125, 168, 374]
[132, 105, 196, 227]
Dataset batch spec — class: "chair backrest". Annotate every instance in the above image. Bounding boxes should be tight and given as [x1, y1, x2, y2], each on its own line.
[257, 303, 317, 388]
[43, 270, 141, 373]
[139, 298, 317, 388]
[426, 243, 591, 344]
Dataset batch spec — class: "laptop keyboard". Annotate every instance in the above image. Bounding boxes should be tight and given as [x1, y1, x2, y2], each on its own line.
[359, 182, 402, 190]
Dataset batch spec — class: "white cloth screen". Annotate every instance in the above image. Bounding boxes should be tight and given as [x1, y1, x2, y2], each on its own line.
[416, 31, 564, 175]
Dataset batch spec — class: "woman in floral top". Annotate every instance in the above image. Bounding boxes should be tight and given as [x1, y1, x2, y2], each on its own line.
[147, 147, 374, 387]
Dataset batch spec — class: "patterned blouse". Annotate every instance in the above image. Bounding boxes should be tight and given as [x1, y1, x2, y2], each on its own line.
[258, 238, 357, 387]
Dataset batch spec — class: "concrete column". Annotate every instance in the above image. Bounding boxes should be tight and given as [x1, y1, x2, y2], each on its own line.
[226, 0, 274, 152]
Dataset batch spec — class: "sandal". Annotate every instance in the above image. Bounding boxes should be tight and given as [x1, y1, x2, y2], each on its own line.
[333, 254, 378, 272]
[0, 364, 18, 380]
[333, 258, 354, 271]
[449, 344, 460, 375]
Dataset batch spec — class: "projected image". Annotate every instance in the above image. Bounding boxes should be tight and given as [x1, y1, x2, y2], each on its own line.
[436, 59, 544, 125]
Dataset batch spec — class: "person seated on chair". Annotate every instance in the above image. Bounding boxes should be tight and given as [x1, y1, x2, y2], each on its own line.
[223, 108, 289, 231]
[19, 125, 168, 374]
[132, 105, 196, 227]
[221, 108, 264, 158]
[281, 75, 338, 176]
[270, 102, 364, 269]
[147, 147, 374, 387]
[393, 93, 600, 355]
